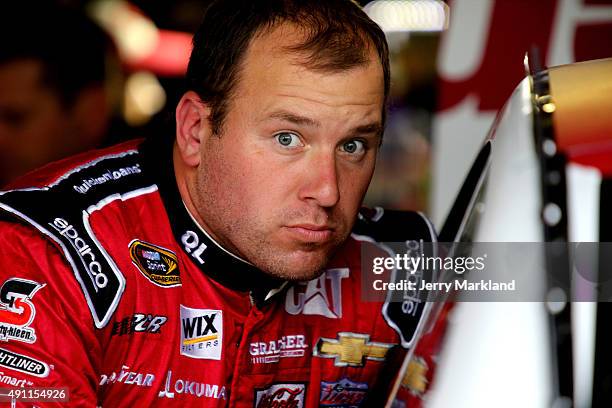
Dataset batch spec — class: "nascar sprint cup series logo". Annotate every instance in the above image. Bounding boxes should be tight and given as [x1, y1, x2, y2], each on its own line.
[0, 278, 45, 344]
[180, 306, 222, 360]
[129, 240, 181, 288]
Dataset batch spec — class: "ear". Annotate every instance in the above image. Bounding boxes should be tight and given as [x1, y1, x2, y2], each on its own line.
[176, 91, 212, 167]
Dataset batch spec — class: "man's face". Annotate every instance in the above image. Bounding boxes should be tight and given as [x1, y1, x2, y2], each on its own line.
[192, 25, 385, 281]
[0, 60, 78, 186]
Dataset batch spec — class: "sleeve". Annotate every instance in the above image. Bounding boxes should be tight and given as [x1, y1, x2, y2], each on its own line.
[393, 302, 453, 408]
[354, 207, 453, 407]
[0, 221, 100, 407]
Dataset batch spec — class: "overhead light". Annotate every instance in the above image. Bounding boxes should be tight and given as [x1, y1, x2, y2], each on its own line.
[364, 0, 449, 32]
[124, 71, 166, 126]
[89, 0, 158, 63]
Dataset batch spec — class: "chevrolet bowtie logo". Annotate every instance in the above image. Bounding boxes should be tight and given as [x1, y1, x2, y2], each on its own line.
[401, 356, 429, 396]
[313, 332, 394, 367]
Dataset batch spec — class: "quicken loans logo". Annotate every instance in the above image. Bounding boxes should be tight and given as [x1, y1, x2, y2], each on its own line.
[180, 306, 222, 360]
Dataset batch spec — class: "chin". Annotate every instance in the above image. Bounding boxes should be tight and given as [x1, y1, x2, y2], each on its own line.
[258, 250, 333, 282]
[282, 266, 326, 282]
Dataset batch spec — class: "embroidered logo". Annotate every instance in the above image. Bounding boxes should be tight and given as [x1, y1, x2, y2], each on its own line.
[180, 306, 222, 360]
[130, 240, 181, 287]
[0, 278, 45, 344]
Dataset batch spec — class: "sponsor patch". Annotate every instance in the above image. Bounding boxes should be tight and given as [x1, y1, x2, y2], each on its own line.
[111, 313, 168, 336]
[73, 164, 142, 194]
[254, 383, 306, 408]
[180, 306, 222, 360]
[46, 216, 125, 328]
[181, 231, 208, 265]
[0, 278, 45, 344]
[285, 268, 348, 318]
[158, 370, 227, 400]
[249, 334, 308, 364]
[100, 365, 155, 387]
[0, 370, 33, 387]
[49, 217, 111, 290]
[313, 332, 393, 367]
[391, 400, 407, 408]
[0, 348, 49, 377]
[320, 377, 368, 407]
[129, 240, 181, 287]
[382, 239, 432, 348]
[0, 151, 142, 329]
[401, 356, 429, 396]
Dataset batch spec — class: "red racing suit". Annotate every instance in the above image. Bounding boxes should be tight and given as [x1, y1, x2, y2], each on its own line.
[0, 136, 447, 407]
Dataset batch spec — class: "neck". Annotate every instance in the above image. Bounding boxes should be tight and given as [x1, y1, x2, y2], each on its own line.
[172, 143, 246, 263]
[172, 143, 197, 222]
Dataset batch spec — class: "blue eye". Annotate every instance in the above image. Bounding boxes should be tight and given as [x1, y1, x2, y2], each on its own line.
[342, 140, 365, 155]
[275, 132, 302, 148]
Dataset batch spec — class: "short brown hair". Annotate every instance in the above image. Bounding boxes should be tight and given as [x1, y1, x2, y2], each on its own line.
[186, 0, 390, 135]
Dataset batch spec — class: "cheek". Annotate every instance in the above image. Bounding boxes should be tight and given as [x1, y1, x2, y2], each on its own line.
[204, 147, 282, 219]
[339, 163, 375, 206]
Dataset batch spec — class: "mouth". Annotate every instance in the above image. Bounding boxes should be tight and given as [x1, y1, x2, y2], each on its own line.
[284, 223, 334, 244]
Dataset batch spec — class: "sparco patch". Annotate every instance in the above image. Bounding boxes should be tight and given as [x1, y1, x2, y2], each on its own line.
[0, 278, 45, 344]
[320, 377, 368, 407]
[129, 240, 181, 287]
[254, 383, 306, 408]
[0, 150, 146, 329]
[180, 306, 222, 360]
[0, 348, 49, 377]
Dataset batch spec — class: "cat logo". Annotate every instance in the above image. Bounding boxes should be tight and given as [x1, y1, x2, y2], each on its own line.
[401, 357, 429, 396]
[285, 268, 348, 319]
[129, 240, 181, 288]
[313, 332, 393, 367]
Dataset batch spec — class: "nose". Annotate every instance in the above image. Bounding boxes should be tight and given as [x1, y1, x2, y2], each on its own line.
[298, 150, 340, 208]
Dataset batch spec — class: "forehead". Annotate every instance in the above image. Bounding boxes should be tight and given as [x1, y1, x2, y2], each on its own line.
[0, 59, 56, 107]
[233, 23, 385, 114]
[0, 60, 44, 93]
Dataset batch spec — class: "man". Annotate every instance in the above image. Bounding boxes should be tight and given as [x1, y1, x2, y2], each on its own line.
[0, 1, 444, 406]
[0, 3, 118, 187]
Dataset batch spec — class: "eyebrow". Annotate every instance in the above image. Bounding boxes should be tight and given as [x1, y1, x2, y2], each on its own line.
[267, 110, 383, 136]
[351, 122, 384, 137]
[268, 110, 320, 128]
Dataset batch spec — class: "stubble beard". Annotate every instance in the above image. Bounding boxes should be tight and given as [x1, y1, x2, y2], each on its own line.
[195, 191, 347, 282]
[240, 229, 346, 282]
[193, 152, 350, 282]
[210, 208, 347, 282]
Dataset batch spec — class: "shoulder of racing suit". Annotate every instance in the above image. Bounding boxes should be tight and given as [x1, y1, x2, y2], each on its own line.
[351, 207, 438, 349]
[0, 139, 153, 330]
[353, 207, 437, 244]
